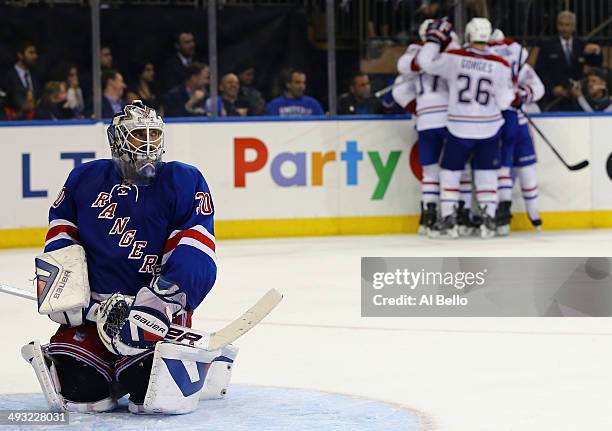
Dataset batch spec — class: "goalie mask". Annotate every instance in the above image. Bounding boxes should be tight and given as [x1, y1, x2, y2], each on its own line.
[107, 101, 165, 186]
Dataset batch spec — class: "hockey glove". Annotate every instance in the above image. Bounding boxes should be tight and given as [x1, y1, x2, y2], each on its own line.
[425, 18, 453, 50]
[511, 85, 533, 109]
[97, 276, 186, 356]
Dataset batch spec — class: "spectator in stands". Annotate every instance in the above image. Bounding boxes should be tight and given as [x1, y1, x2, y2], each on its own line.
[4, 41, 41, 101]
[338, 72, 383, 115]
[35, 81, 75, 120]
[126, 62, 160, 111]
[0, 88, 7, 121]
[162, 62, 211, 117]
[218, 73, 250, 117]
[237, 63, 266, 115]
[162, 31, 197, 91]
[54, 63, 85, 118]
[265, 69, 324, 117]
[101, 69, 126, 118]
[100, 46, 114, 71]
[536, 10, 603, 111]
[570, 68, 612, 113]
[3, 89, 35, 121]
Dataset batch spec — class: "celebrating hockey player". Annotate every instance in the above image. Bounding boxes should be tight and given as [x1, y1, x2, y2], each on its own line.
[416, 17, 515, 239]
[396, 19, 453, 235]
[488, 30, 545, 234]
[23, 101, 237, 414]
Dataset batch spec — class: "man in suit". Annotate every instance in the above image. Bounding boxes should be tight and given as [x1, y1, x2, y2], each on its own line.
[101, 69, 126, 118]
[162, 62, 211, 117]
[535, 10, 603, 111]
[4, 41, 41, 101]
[161, 32, 197, 92]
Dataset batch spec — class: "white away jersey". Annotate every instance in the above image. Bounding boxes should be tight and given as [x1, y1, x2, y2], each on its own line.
[397, 42, 452, 131]
[417, 43, 514, 139]
[488, 38, 545, 124]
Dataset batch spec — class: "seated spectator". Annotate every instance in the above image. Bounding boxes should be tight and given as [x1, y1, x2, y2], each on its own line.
[265, 69, 324, 117]
[53, 63, 85, 118]
[536, 10, 603, 111]
[3, 89, 35, 121]
[4, 41, 41, 101]
[220, 73, 250, 117]
[126, 62, 160, 111]
[162, 62, 211, 117]
[101, 69, 126, 118]
[0, 88, 7, 120]
[338, 72, 384, 115]
[571, 68, 612, 112]
[35, 81, 75, 120]
[162, 31, 197, 91]
[237, 63, 266, 115]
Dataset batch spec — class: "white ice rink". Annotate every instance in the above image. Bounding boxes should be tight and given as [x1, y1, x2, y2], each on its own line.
[1, 230, 612, 430]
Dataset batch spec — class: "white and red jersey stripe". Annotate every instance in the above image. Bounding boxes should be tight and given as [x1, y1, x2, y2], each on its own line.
[44, 219, 80, 247]
[162, 224, 216, 265]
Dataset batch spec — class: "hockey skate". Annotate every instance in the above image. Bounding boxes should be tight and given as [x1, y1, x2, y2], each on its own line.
[417, 202, 426, 235]
[530, 217, 543, 232]
[456, 202, 474, 237]
[423, 203, 438, 236]
[479, 213, 497, 239]
[428, 214, 459, 239]
[495, 201, 512, 236]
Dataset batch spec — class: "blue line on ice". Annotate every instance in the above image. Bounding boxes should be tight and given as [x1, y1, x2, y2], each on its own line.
[0, 385, 421, 431]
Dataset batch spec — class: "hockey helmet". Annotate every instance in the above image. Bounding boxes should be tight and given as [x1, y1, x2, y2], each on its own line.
[489, 28, 505, 42]
[107, 100, 165, 186]
[465, 18, 492, 44]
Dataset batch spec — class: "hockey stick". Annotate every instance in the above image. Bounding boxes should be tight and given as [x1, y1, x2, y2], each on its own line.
[374, 75, 409, 98]
[0, 283, 283, 351]
[521, 112, 589, 171]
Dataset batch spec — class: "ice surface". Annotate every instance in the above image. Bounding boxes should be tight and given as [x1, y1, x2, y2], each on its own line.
[0, 386, 421, 431]
[1, 231, 612, 431]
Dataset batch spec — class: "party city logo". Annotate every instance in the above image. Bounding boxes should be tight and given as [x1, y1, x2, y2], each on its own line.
[233, 138, 403, 200]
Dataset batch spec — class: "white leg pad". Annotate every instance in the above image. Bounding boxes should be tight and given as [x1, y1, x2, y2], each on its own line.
[200, 344, 239, 400]
[22, 340, 118, 413]
[21, 340, 66, 412]
[134, 341, 236, 414]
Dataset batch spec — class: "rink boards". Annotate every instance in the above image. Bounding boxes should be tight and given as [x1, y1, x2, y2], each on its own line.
[1, 114, 610, 247]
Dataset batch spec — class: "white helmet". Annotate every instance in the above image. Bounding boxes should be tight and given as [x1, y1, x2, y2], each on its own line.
[465, 17, 492, 44]
[490, 28, 505, 42]
[107, 100, 165, 186]
[418, 19, 434, 42]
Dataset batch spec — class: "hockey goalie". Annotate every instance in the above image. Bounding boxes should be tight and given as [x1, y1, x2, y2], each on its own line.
[23, 101, 237, 414]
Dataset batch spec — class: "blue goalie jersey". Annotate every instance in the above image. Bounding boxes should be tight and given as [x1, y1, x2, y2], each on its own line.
[44, 159, 217, 311]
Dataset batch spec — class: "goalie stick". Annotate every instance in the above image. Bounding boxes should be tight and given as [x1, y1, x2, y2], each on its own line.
[0, 283, 282, 352]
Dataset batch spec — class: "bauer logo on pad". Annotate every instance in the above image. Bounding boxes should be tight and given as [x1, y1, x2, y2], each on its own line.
[35, 258, 60, 310]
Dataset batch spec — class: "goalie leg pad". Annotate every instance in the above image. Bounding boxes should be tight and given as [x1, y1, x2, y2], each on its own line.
[200, 344, 239, 400]
[21, 340, 66, 412]
[129, 341, 225, 414]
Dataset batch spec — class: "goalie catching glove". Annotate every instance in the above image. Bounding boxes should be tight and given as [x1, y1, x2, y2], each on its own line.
[97, 276, 186, 356]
